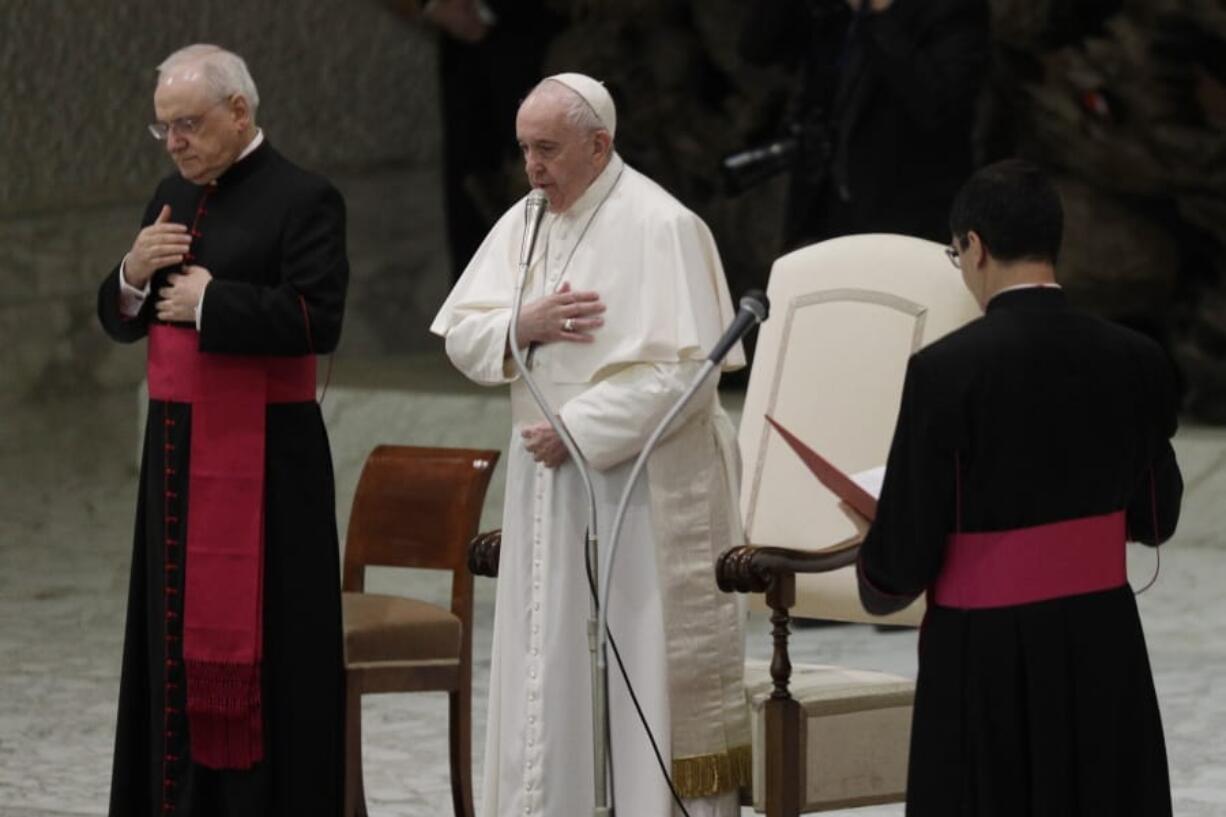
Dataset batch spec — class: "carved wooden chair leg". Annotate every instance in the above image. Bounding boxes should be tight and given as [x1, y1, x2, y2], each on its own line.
[765, 574, 803, 817]
[344, 676, 369, 817]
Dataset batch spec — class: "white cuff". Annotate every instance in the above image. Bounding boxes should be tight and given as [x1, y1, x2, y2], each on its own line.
[117, 257, 150, 318]
[194, 285, 206, 332]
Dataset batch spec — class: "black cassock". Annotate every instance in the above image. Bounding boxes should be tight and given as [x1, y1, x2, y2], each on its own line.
[97, 141, 348, 816]
[858, 287, 1182, 817]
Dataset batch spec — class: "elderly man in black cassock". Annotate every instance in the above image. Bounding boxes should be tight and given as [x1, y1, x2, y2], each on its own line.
[97, 44, 348, 816]
[857, 159, 1182, 816]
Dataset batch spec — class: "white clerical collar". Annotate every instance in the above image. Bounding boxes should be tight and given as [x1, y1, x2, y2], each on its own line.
[559, 152, 624, 220]
[236, 129, 265, 163]
[988, 282, 1061, 304]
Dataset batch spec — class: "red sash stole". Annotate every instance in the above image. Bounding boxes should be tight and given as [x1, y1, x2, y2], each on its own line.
[147, 324, 315, 769]
[932, 510, 1127, 609]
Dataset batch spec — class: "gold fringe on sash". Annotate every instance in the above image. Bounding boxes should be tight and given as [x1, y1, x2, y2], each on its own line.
[671, 744, 753, 799]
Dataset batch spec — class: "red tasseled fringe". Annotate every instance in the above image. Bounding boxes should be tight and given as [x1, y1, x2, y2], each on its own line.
[185, 660, 264, 769]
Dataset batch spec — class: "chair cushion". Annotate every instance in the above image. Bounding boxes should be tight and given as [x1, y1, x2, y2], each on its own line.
[744, 658, 914, 812]
[343, 592, 462, 665]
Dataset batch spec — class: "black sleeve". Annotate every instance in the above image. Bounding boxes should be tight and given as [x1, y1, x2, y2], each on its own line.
[1126, 347, 1183, 545]
[857, 354, 956, 615]
[198, 182, 349, 356]
[96, 195, 165, 344]
[858, 0, 990, 134]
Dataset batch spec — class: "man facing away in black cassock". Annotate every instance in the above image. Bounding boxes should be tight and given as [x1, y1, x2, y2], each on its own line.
[857, 159, 1183, 816]
[96, 44, 348, 816]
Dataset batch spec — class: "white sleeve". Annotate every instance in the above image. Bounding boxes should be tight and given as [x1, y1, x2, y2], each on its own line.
[443, 309, 519, 386]
[194, 284, 206, 332]
[117, 256, 151, 318]
[559, 360, 715, 471]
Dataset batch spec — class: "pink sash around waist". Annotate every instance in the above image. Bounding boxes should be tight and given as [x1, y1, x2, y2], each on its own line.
[931, 510, 1126, 610]
[147, 324, 315, 769]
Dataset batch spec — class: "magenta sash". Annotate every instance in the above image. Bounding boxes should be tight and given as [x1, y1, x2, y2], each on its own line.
[931, 510, 1126, 609]
[147, 324, 314, 769]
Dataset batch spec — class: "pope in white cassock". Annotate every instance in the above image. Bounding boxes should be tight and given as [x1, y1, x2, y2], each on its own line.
[431, 73, 752, 817]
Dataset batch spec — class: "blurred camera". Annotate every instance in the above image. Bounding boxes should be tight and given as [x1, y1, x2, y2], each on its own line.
[721, 135, 800, 195]
[721, 115, 833, 195]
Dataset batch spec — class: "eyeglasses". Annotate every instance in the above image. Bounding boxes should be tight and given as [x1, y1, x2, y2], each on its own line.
[944, 244, 961, 269]
[148, 99, 228, 141]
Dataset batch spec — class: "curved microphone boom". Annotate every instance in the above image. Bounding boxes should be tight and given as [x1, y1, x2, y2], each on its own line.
[507, 187, 596, 543]
[507, 187, 595, 544]
[505, 188, 613, 816]
[592, 290, 771, 804]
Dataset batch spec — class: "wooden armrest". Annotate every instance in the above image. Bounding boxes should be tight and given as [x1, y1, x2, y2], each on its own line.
[715, 536, 863, 817]
[467, 529, 502, 578]
[716, 537, 861, 595]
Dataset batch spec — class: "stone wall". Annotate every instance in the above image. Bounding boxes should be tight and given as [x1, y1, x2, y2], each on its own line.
[0, 0, 449, 404]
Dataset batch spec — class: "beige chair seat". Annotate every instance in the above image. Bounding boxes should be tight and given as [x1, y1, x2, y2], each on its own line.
[744, 659, 914, 813]
[343, 592, 461, 665]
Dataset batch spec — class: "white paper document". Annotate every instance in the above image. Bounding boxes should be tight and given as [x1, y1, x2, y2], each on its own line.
[850, 466, 886, 500]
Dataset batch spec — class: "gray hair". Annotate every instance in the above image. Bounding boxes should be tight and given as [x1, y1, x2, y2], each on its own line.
[527, 79, 607, 136]
[157, 44, 260, 119]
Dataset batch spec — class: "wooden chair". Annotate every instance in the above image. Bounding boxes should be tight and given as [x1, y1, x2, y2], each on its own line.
[342, 444, 500, 817]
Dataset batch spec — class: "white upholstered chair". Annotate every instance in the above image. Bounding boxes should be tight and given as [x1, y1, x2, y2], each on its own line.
[718, 233, 980, 815]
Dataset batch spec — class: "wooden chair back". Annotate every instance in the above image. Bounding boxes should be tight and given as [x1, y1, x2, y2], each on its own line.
[342, 445, 499, 606]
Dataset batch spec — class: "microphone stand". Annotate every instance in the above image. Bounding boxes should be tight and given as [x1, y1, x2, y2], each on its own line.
[506, 195, 613, 817]
[594, 294, 767, 815]
[592, 358, 715, 774]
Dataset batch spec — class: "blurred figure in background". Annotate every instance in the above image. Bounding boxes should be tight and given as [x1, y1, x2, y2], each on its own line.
[381, 0, 567, 280]
[737, 0, 989, 248]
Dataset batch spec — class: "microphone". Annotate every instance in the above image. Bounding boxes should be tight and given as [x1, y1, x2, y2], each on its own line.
[707, 289, 770, 365]
[519, 189, 549, 270]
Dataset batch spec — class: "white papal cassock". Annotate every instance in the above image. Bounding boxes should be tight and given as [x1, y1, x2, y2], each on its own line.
[431, 153, 751, 817]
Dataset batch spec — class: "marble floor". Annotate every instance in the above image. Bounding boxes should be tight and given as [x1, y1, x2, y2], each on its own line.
[1, 356, 1225, 816]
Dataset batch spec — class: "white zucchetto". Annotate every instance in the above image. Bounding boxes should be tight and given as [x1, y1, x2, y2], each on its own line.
[543, 72, 617, 138]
